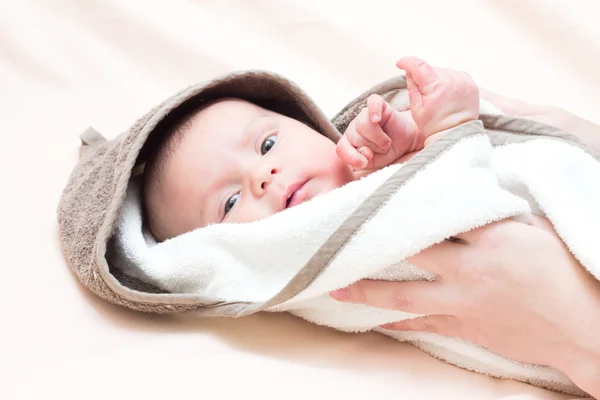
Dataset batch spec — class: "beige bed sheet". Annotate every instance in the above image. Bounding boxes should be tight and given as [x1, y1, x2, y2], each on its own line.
[2, 0, 599, 399]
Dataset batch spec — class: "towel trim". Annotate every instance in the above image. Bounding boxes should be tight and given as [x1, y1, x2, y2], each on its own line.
[108, 113, 599, 318]
[58, 72, 599, 316]
[104, 81, 600, 314]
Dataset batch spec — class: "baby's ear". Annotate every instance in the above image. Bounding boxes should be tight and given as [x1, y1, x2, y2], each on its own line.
[131, 162, 146, 178]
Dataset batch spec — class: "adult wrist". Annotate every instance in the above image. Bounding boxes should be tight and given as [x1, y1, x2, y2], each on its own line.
[552, 292, 600, 397]
[526, 106, 600, 153]
[562, 350, 600, 398]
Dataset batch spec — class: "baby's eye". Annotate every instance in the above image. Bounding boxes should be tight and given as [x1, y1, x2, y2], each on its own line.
[224, 193, 239, 215]
[260, 135, 277, 155]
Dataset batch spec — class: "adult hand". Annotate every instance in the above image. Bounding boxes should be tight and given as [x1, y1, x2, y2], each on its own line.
[479, 88, 600, 153]
[330, 216, 600, 398]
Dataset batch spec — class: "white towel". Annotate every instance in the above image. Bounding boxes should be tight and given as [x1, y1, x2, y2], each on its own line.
[112, 116, 600, 396]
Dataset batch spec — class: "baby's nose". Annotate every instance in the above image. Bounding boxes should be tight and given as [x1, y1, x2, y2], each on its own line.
[250, 163, 279, 196]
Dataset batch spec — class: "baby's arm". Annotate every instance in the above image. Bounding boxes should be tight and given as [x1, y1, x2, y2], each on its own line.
[336, 57, 480, 171]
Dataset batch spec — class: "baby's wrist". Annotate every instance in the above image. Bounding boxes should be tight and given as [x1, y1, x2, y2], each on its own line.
[396, 110, 422, 152]
[425, 112, 479, 138]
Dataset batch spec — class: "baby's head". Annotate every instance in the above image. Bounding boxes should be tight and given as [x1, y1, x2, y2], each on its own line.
[143, 97, 355, 242]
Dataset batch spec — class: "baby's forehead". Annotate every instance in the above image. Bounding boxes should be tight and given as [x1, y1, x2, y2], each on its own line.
[177, 98, 265, 150]
[189, 98, 277, 138]
[195, 97, 266, 119]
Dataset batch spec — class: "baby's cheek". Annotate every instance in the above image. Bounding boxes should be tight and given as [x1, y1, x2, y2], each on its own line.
[231, 201, 274, 224]
[309, 140, 354, 187]
[330, 156, 356, 186]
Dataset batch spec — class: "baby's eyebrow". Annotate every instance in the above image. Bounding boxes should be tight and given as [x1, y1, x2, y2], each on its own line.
[240, 114, 271, 148]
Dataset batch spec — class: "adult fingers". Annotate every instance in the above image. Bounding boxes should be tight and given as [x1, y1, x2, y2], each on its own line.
[380, 314, 460, 337]
[451, 218, 541, 245]
[330, 279, 456, 315]
[406, 238, 465, 278]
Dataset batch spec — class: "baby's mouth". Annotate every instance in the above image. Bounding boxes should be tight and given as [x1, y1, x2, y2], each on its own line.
[284, 180, 309, 209]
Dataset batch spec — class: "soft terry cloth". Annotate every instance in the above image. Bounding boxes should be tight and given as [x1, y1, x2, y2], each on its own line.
[112, 115, 600, 396]
[58, 72, 598, 397]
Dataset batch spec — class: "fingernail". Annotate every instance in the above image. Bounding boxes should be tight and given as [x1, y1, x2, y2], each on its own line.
[371, 113, 380, 123]
[356, 158, 367, 170]
[382, 140, 391, 149]
[330, 288, 350, 300]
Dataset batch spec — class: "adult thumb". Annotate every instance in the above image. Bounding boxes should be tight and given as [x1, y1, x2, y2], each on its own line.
[380, 314, 459, 337]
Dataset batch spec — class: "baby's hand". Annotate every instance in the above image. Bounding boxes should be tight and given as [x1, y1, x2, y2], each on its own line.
[396, 56, 479, 137]
[336, 57, 480, 171]
[336, 95, 422, 170]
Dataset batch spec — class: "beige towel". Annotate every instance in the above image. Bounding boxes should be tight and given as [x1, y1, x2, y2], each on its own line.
[57, 72, 594, 397]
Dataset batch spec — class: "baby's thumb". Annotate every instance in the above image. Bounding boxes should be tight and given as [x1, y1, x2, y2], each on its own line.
[405, 73, 424, 112]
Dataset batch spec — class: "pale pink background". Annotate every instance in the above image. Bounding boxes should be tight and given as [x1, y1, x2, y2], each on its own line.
[2, 1, 599, 399]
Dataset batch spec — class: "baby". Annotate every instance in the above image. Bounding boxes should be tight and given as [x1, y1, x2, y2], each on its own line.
[143, 57, 480, 242]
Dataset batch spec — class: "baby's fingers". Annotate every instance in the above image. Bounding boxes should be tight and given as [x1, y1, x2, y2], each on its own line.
[336, 135, 369, 170]
[396, 56, 439, 95]
[355, 108, 391, 152]
[367, 94, 385, 123]
[367, 94, 396, 126]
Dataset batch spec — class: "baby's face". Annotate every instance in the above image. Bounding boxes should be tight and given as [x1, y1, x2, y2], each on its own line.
[155, 98, 355, 238]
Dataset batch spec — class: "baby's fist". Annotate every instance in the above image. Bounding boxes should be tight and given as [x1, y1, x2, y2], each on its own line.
[336, 94, 420, 171]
